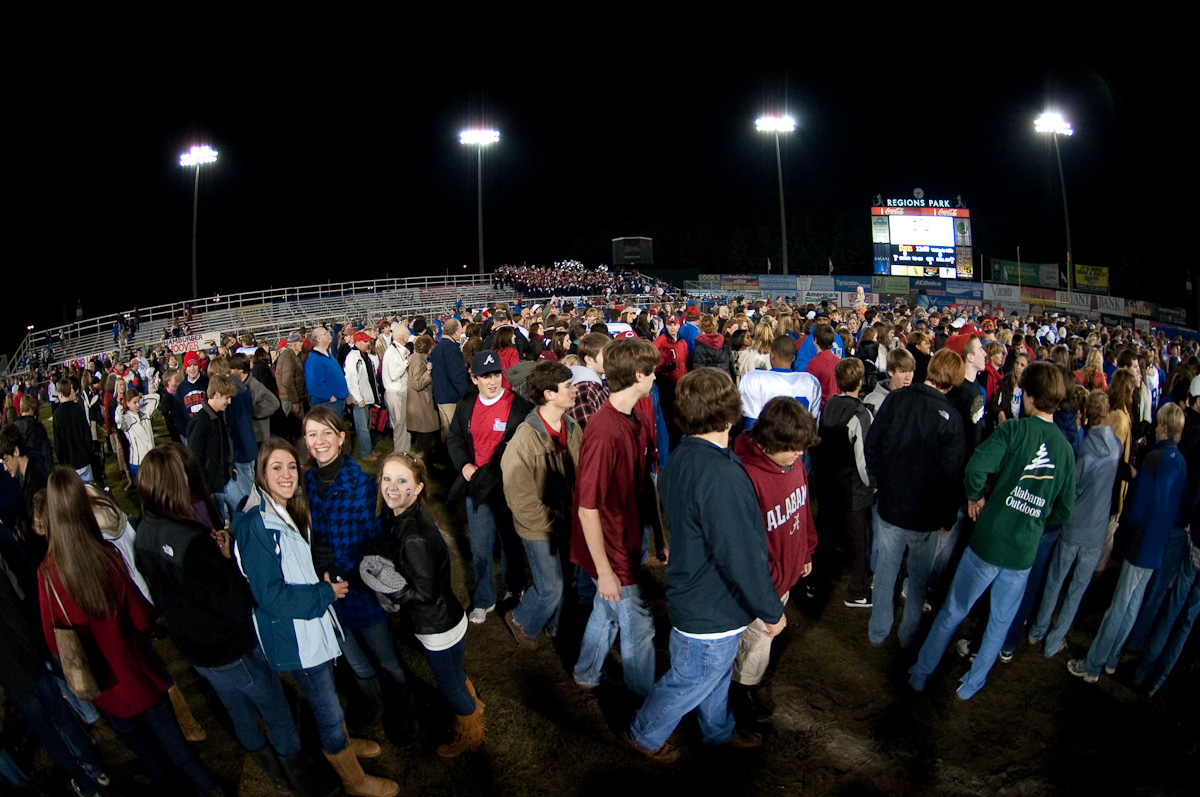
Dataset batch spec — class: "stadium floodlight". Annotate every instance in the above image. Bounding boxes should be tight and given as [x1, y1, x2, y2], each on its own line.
[1034, 112, 1073, 136]
[180, 145, 219, 166]
[180, 145, 219, 298]
[460, 129, 500, 274]
[756, 116, 796, 274]
[756, 116, 796, 133]
[459, 129, 500, 145]
[1035, 112, 1075, 292]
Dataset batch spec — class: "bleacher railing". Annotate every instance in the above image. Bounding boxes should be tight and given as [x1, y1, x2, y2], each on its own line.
[10, 274, 494, 374]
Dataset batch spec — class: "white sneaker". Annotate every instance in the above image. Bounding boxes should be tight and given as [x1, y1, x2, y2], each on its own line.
[469, 605, 495, 625]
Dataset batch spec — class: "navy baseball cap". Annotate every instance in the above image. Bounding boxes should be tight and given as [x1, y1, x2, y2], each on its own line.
[471, 350, 503, 376]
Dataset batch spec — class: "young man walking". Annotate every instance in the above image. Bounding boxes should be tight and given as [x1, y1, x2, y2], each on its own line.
[571, 338, 662, 699]
[625, 368, 785, 760]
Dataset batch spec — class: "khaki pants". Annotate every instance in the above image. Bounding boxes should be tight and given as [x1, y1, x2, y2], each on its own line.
[731, 592, 788, 686]
[438, 403, 457, 442]
[385, 390, 411, 454]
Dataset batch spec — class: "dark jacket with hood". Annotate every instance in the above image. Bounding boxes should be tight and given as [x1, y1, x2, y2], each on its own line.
[446, 388, 535, 505]
[691, 333, 734, 379]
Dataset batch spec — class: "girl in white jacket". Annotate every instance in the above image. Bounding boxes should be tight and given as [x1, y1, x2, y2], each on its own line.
[115, 386, 159, 478]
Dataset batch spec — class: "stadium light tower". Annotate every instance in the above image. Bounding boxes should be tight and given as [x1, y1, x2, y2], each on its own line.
[180, 145, 218, 299]
[460, 129, 499, 275]
[756, 116, 796, 275]
[1034, 112, 1075, 293]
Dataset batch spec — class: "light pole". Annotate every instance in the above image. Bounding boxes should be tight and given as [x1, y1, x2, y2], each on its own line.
[1034, 112, 1074, 293]
[756, 116, 796, 275]
[179, 145, 218, 299]
[460, 129, 499, 274]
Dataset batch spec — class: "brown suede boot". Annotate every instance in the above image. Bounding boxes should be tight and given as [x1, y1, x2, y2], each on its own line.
[168, 683, 207, 742]
[322, 746, 399, 797]
[436, 700, 486, 758]
[341, 722, 381, 759]
[464, 678, 485, 713]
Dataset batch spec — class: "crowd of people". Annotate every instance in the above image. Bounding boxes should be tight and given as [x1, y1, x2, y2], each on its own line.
[1, 289, 1198, 794]
[493, 261, 673, 298]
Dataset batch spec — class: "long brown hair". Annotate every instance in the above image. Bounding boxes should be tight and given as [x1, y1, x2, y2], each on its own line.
[164, 442, 223, 529]
[255, 437, 312, 541]
[43, 467, 126, 619]
[376, 451, 430, 521]
[138, 446, 197, 522]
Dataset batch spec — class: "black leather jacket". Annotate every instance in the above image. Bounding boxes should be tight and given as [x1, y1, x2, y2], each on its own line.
[366, 503, 464, 636]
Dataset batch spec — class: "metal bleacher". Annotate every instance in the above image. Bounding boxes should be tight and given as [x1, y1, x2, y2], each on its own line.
[9, 275, 520, 374]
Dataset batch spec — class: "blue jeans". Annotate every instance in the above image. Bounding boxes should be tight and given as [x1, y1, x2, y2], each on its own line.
[193, 646, 300, 756]
[1002, 529, 1060, 653]
[573, 580, 656, 699]
[869, 516, 938, 648]
[104, 695, 217, 791]
[1032, 540, 1104, 655]
[288, 660, 348, 754]
[12, 670, 102, 792]
[1125, 526, 1189, 652]
[513, 537, 566, 638]
[909, 547, 1030, 699]
[351, 403, 374, 458]
[1135, 556, 1200, 692]
[423, 638, 476, 716]
[1083, 561, 1154, 677]
[929, 505, 971, 589]
[629, 629, 739, 751]
[338, 620, 407, 686]
[465, 496, 525, 611]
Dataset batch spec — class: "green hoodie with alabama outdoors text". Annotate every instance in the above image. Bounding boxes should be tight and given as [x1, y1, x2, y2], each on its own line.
[964, 416, 1076, 570]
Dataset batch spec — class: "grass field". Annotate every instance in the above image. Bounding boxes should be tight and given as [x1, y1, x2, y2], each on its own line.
[4, 406, 1197, 795]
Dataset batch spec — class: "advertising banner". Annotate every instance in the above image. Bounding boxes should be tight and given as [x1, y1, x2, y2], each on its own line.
[1126, 299, 1157, 318]
[794, 276, 813, 292]
[1100, 312, 1132, 328]
[1073, 263, 1109, 294]
[720, 274, 759, 290]
[757, 275, 798, 292]
[696, 274, 721, 288]
[834, 276, 873, 292]
[990, 258, 1062, 289]
[163, 333, 215, 354]
[1135, 318, 1152, 335]
[1055, 292, 1093, 312]
[803, 291, 840, 304]
[910, 277, 947, 295]
[983, 283, 1021, 303]
[809, 276, 837, 292]
[945, 282, 983, 300]
[1095, 295, 1126, 315]
[1021, 287, 1056, 305]
[871, 216, 890, 244]
[872, 276, 911, 294]
[1155, 305, 1189, 326]
[840, 292, 879, 307]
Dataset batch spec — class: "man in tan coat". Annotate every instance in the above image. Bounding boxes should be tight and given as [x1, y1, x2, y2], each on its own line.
[275, 332, 309, 440]
[499, 362, 582, 648]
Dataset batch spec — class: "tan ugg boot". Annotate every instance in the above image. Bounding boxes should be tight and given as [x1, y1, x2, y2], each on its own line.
[168, 683, 207, 742]
[436, 699, 486, 758]
[323, 746, 398, 797]
[342, 722, 381, 759]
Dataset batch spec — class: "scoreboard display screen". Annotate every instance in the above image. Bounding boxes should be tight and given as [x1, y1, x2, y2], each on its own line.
[871, 200, 972, 279]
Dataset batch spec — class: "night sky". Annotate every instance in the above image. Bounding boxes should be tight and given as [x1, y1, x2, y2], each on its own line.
[9, 45, 1182, 357]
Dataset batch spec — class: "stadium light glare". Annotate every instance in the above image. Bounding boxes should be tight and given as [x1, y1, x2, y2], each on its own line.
[459, 129, 500, 145]
[1034, 113, 1073, 136]
[756, 116, 796, 133]
[180, 145, 219, 166]
[756, 116, 796, 273]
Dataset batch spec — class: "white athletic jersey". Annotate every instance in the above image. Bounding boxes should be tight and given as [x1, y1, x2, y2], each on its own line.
[739, 369, 823, 425]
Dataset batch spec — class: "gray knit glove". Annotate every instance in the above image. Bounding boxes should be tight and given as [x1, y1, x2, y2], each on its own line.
[359, 555, 407, 613]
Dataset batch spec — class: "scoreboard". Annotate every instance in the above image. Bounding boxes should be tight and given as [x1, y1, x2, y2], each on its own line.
[871, 199, 973, 279]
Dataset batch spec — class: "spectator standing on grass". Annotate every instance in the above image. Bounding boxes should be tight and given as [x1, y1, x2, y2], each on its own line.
[114, 385, 158, 480]
[52, 378, 94, 483]
[804, 324, 842, 410]
[230, 352, 280, 446]
[863, 347, 915, 416]
[571, 338, 662, 698]
[13, 393, 53, 471]
[739, 335, 824, 430]
[432, 319, 472, 441]
[174, 352, 209, 444]
[447, 351, 533, 624]
[624, 368, 784, 761]
[500, 362, 582, 649]
[810, 357, 875, 607]
[568, 332, 611, 429]
[728, 396, 819, 720]
[382, 321, 412, 456]
[304, 326, 349, 418]
[909, 362, 1075, 700]
[276, 332, 309, 439]
[186, 376, 235, 526]
[1029, 390, 1122, 657]
[344, 332, 383, 462]
[1068, 403, 1188, 684]
[866, 348, 967, 649]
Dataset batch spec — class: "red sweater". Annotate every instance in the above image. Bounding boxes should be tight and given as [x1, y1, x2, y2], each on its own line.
[805, 349, 840, 409]
[733, 434, 817, 596]
[39, 556, 167, 718]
